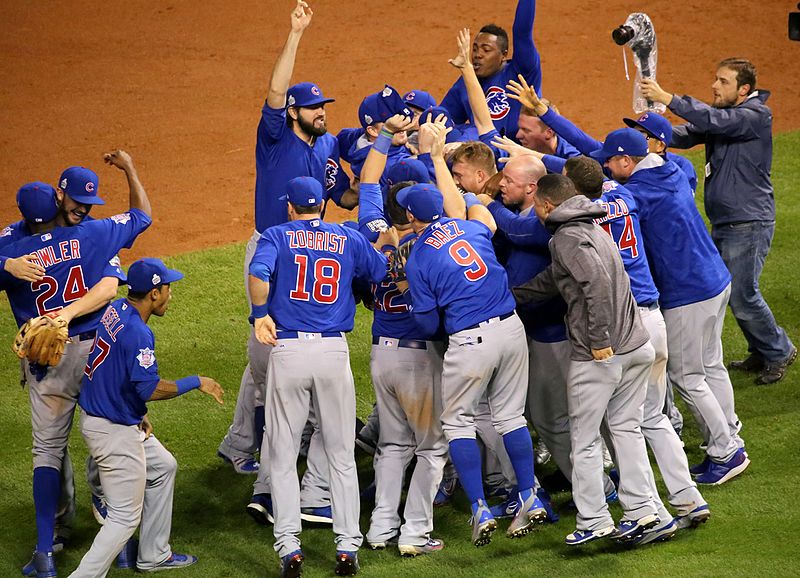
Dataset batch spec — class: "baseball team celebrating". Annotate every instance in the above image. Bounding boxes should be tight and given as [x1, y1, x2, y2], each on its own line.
[1, 0, 795, 576]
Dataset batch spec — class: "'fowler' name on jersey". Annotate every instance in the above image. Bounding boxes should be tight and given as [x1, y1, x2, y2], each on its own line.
[28, 239, 82, 269]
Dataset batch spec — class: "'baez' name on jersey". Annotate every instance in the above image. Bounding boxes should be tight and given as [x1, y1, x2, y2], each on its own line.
[423, 221, 465, 249]
[28, 239, 82, 269]
[285, 227, 347, 254]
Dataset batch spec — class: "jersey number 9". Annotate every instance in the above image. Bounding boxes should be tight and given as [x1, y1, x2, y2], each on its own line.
[448, 240, 488, 281]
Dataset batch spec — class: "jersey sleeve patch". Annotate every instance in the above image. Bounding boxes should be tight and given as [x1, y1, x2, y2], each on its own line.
[109, 213, 132, 225]
[136, 347, 156, 369]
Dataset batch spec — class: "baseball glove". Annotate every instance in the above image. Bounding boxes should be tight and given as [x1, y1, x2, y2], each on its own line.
[387, 235, 418, 284]
[12, 313, 70, 367]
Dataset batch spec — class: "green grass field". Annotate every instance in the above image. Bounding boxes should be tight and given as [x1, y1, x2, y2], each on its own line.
[1, 133, 799, 577]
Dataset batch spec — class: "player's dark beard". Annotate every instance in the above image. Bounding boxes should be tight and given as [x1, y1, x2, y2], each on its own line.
[297, 115, 327, 138]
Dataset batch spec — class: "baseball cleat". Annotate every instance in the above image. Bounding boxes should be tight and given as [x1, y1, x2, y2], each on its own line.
[433, 476, 459, 506]
[367, 535, 398, 550]
[217, 450, 259, 474]
[565, 525, 618, 546]
[537, 487, 560, 523]
[534, 439, 551, 466]
[615, 514, 660, 542]
[22, 550, 57, 578]
[300, 505, 333, 524]
[359, 480, 376, 503]
[246, 493, 274, 525]
[489, 495, 520, 519]
[689, 457, 711, 476]
[695, 448, 750, 485]
[469, 499, 497, 547]
[91, 493, 108, 525]
[334, 551, 359, 576]
[280, 549, 304, 578]
[117, 538, 139, 569]
[51, 535, 67, 554]
[630, 518, 677, 546]
[138, 552, 197, 572]
[398, 537, 444, 557]
[675, 504, 711, 530]
[506, 489, 547, 538]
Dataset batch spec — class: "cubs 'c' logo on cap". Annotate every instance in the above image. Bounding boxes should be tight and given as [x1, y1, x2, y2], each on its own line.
[486, 87, 510, 120]
[311, 85, 321, 96]
[85, 181, 95, 193]
[325, 159, 339, 191]
[639, 113, 649, 121]
[406, 91, 416, 101]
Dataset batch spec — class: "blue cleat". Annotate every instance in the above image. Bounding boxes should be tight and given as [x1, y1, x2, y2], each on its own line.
[489, 495, 520, 519]
[695, 448, 750, 485]
[469, 499, 497, 547]
[246, 493, 274, 525]
[280, 549, 303, 578]
[117, 538, 139, 569]
[615, 514, 660, 542]
[21, 551, 56, 578]
[675, 504, 711, 529]
[138, 552, 197, 572]
[630, 518, 677, 546]
[433, 477, 459, 506]
[689, 457, 711, 476]
[92, 493, 108, 525]
[300, 505, 333, 524]
[565, 525, 617, 546]
[506, 489, 547, 538]
[537, 487, 560, 523]
[334, 551, 359, 576]
[217, 450, 259, 474]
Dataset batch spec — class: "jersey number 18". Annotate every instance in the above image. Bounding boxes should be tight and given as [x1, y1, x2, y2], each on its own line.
[289, 255, 341, 304]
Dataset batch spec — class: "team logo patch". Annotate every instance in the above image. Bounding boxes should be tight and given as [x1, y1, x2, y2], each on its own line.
[85, 181, 95, 193]
[151, 273, 161, 285]
[381, 86, 393, 97]
[486, 86, 510, 120]
[41, 233, 52, 241]
[366, 218, 389, 233]
[601, 180, 619, 193]
[325, 158, 339, 190]
[617, 146, 625, 152]
[363, 114, 373, 126]
[287, 95, 296, 106]
[137, 347, 155, 369]
[311, 85, 321, 96]
[1, 226, 11, 238]
[110, 212, 131, 224]
[60, 178, 68, 189]
[406, 91, 416, 101]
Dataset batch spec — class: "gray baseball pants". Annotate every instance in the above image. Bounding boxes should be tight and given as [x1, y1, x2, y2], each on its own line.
[568, 342, 657, 531]
[265, 334, 362, 558]
[70, 413, 176, 577]
[367, 339, 447, 547]
[662, 285, 743, 462]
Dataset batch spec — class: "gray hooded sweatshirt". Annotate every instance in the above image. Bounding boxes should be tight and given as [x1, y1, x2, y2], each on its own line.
[513, 195, 650, 362]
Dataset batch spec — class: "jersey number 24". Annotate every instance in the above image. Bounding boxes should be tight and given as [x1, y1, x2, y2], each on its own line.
[32, 265, 89, 315]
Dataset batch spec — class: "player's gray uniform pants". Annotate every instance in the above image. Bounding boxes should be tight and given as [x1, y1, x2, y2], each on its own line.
[266, 333, 362, 557]
[569, 342, 657, 531]
[662, 285, 743, 463]
[440, 314, 528, 441]
[639, 305, 706, 516]
[367, 339, 447, 547]
[70, 413, 176, 577]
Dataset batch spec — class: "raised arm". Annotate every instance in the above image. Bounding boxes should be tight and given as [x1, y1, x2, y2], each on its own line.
[511, 0, 540, 89]
[418, 118, 467, 221]
[266, 0, 314, 109]
[103, 150, 151, 218]
[449, 28, 495, 137]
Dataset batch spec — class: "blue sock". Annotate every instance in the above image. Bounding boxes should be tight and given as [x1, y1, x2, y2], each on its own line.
[502, 427, 535, 492]
[33, 466, 60, 553]
[254, 406, 266, 452]
[448, 438, 485, 505]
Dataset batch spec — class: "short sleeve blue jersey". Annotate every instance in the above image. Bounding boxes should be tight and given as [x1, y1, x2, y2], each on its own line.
[0, 209, 151, 334]
[79, 298, 160, 426]
[250, 219, 388, 333]
[255, 103, 349, 233]
[405, 217, 516, 335]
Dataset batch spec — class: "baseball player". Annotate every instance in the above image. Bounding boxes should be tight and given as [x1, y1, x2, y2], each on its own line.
[249, 176, 391, 577]
[354, 115, 449, 556]
[69, 258, 224, 577]
[565, 155, 711, 543]
[0, 156, 152, 577]
[513, 174, 659, 545]
[440, 0, 541, 138]
[397, 181, 546, 548]
[402, 89, 437, 155]
[592, 128, 749, 488]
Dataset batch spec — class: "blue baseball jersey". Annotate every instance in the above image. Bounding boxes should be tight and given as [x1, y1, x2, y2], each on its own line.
[406, 217, 516, 335]
[440, 0, 541, 138]
[625, 159, 730, 309]
[250, 219, 388, 333]
[255, 103, 350, 233]
[79, 298, 160, 425]
[0, 209, 151, 335]
[592, 181, 659, 306]
[337, 128, 412, 185]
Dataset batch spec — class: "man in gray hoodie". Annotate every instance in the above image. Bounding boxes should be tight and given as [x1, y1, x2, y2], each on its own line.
[513, 174, 658, 546]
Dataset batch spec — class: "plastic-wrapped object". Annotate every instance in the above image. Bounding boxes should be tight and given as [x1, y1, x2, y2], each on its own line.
[612, 13, 666, 114]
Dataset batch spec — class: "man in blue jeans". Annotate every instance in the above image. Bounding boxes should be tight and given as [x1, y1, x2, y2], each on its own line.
[641, 59, 796, 384]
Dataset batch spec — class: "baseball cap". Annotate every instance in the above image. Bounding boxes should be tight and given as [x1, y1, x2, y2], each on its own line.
[419, 106, 465, 143]
[358, 85, 413, 129]
[589, 128, 649, 164]
[127, 258, 183, 293]
[58, 166, 105, 205]
[403, 90, 437, 112]
[396, 183, 444, 222]
[281, 176, 323, 207]
[286, 82, 335, 108]
[385, 159, 430, 189]
[623, 112, 673, 146]
[17, 182, 59, 224]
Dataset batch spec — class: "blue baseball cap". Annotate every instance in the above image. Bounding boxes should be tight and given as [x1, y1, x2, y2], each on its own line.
[403, 90, 437, 112]
[58, 166, 105, 205]
[286, 82, 335, 108]
[386, 159, 430, 189]
[281, 176, 323, 207]
[623, 112, 673, 146]
[589, 128, 649, 164]
[358, 85, 413, 129]
[17, 182, 59, 224]
[396, 183, 443, 222]
[127, 258, 183, 293]
[419, 106, 465, 143]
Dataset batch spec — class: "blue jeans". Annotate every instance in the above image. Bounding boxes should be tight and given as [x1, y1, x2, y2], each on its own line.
[711, 221, 794, 363]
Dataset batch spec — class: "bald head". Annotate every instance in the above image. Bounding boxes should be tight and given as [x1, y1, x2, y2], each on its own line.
[499, 154, 547, 210]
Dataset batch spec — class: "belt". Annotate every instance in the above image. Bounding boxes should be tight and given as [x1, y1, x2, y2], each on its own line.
[638, 301, 659, 311]
[77, 331, 96, 342]
[276, 331, 343, 340]
[462, 311, 514, 331]
[372, 336, 428, 350]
